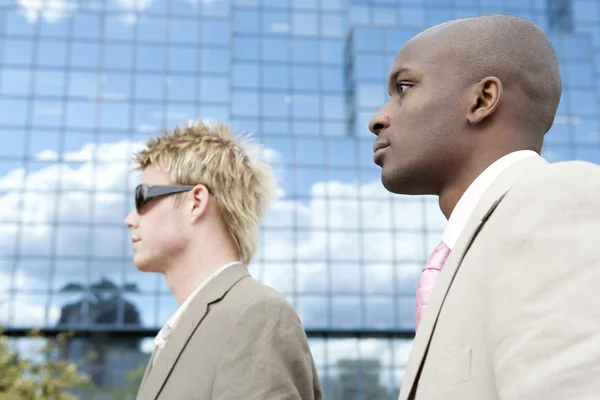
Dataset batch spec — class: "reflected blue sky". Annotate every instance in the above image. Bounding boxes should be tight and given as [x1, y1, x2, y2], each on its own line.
[0, 2, 598, 394]
[1, 0, 600, 331]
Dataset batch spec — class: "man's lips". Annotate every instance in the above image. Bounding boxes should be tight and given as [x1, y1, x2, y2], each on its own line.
[373, 141, 390, 153]
[373, 142, 390, 165]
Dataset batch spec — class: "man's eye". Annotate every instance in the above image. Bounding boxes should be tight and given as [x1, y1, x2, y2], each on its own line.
[397, 83, 411, 93]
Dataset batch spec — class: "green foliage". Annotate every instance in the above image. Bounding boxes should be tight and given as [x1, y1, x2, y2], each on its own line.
[0, 328, 92, 400]
[110, 364, 145, 400]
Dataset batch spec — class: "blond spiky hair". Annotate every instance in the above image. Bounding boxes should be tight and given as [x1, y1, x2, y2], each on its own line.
[132, 119, 278, 265]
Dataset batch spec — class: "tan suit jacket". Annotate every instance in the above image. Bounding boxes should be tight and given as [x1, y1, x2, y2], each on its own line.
[136, 264, 322, 400]
[399, 157, 600, 400]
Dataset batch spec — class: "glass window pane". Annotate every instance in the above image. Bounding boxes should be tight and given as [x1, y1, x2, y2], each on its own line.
[323, 95, 346, 120]
[138, 16, 166, 41]
[264, 11, 290, 35]
[357, 83, 387, 109]
[293, 12, 318, 36]
[293, 39, 319, 63]
[33, 100, 63, 127]
[170, 20, 200, 43]
[373, 6, 397, 26]
[262, 65, 290, 90]
[234, 9, 259, 33]
[232, 91, 259, 116]
[297, 295, 329, 328]
[569, 90, 596, 116]
[262, 93, 291, 118]
[200, 76, 230, 103]
[354, 54, 386, 80]
[3, 39, 34, 65]
[166, 75, 196, 102]
[293, 94, 320, 118]
[320, 39, 344, 64]
[293, 66, 319, 91]
[202, 20, 230, 45]
[233, 63, 259, 89]
[73, 13, 102, 39]
[399, 6, 426, 27]
[1, 68, 32, 96]
[321, 67, 345, 92]
[354, 27, 384, 52]
[261, 38, 289, 62]
[332, 296, 361, 328]
[201, 48, 230, 73]
[573, 117, 600, 144]
[39, 40, 68, 67]
[565, 61, 594, 88]
[563, 35, 590, 59]
[137, 44, 166, 71]
[168, 47, 198, 72]
[234, 37, 259, 61]
[70, 42, 100, 68]
[0, 99, 28, 126]
[321, 14, 346, 38]
[365, 296, 396, 329]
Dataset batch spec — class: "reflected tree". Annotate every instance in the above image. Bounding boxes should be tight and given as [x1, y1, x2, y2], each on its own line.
[0, 328, 91, 399]
[327, 358, 390, 400]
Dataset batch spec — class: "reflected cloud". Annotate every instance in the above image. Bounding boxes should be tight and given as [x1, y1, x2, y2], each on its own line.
[18, 0, 77, 23]
[554, 115, 581, 124]
[0, 138, 439, 331]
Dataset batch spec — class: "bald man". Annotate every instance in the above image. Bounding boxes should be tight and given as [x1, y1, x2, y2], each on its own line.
[369, 14, 600, 400]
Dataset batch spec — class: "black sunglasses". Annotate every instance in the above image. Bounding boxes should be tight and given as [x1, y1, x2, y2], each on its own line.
[135, 184, 195, 212]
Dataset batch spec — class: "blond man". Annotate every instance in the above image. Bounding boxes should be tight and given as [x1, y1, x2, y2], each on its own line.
[124, 120, 322, 400]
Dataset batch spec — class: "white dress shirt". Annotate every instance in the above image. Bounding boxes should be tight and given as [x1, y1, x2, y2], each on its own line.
[153, 261, 244, 357]
[442, 150, 542, 250]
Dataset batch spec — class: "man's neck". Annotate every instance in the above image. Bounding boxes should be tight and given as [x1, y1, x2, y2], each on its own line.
[164, 247, 240, 305]
[438, 146, 541, 219]
[438, 150, 512, 219]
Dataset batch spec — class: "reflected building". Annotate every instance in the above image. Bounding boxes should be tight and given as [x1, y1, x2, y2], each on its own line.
[333, 359, 390, 400]
[56, 278, 146, 394]
[0, 0, 598, 398]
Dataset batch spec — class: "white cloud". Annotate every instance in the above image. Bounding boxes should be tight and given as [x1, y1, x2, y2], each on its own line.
[0, 138, 444, 337]
[554, 115, 581, 124]
[17, 0, 78, 23]
[17, 0, 157, 23]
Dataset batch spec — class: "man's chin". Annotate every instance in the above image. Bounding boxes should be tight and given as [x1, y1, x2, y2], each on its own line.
[381, 170, 404, 194]
[381, 168, 426, 196]
[133, 255, 161, 273]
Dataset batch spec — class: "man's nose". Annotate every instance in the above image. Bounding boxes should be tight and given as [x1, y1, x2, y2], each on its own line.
[124, 209, 138, 229]
[369, 113, 391, 136]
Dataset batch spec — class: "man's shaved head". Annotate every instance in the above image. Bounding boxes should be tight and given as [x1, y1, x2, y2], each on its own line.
[417, 13, 562, 134]
[369, 13, 563, 214]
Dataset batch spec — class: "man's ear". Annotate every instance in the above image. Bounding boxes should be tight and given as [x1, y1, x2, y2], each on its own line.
[190, 184, 210, 221]
[467, 76, 503, 125]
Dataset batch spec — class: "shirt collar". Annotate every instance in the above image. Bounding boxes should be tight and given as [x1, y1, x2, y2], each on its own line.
[442, 150, 541, 250]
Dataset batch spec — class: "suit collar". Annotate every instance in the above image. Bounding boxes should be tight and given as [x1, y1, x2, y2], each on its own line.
[399, 156, 548, 400]
[443, 150, 542, 249]
[137, 263, 249, 400]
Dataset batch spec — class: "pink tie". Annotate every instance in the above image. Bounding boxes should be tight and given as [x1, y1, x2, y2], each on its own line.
[415, 241, 451, 330]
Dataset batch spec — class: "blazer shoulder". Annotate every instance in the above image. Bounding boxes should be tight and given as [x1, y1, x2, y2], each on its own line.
[496, 160, 600, 224]
[225, 275, 297, 316]
[509, 160, 600, 200]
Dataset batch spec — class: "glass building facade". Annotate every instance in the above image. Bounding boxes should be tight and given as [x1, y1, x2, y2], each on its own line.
[0, 0, 598, 398]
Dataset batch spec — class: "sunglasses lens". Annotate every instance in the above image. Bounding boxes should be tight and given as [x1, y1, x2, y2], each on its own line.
[135, 185, 145, 211]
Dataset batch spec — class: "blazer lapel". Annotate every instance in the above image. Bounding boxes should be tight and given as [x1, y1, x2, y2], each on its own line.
[398, 156, 548, 400]
[139, 347, 157, 387]
[137, 264, 249, 400]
